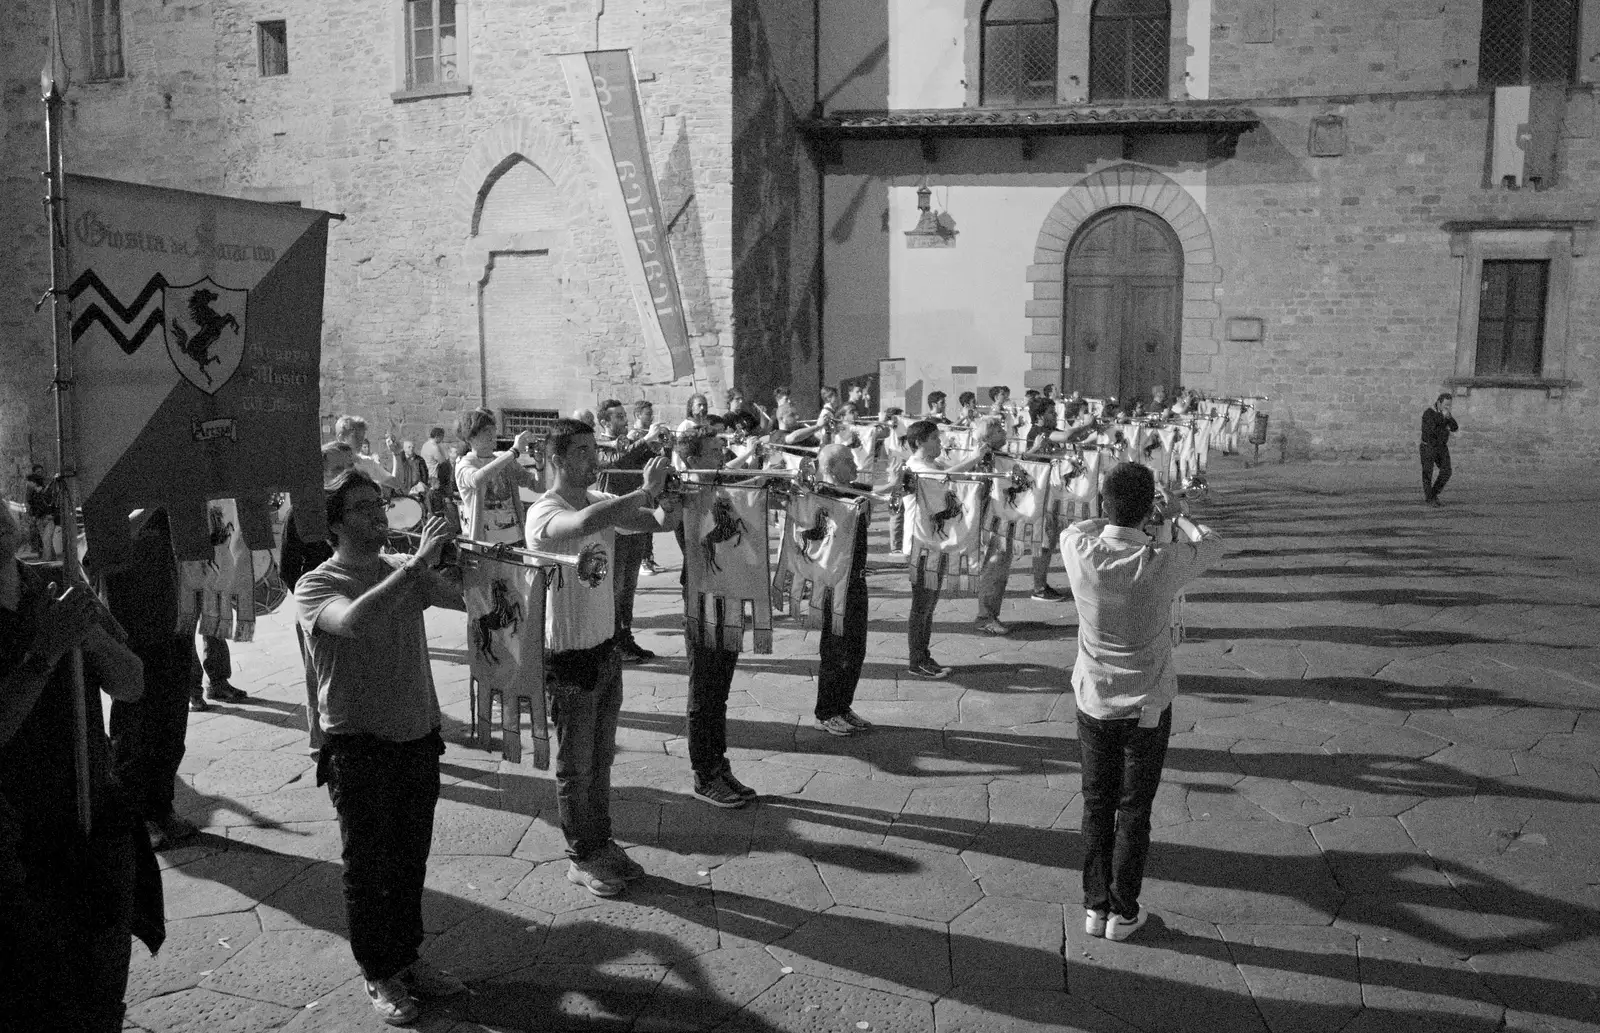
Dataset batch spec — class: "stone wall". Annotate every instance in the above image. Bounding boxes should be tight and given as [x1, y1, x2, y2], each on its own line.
[0, 0, 737, 491]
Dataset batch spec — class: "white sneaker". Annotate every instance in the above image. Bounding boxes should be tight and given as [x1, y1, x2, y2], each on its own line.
[567, 859, 625, 897]
[815, 715, 856, 737]
[1106, 907, 1148, 942]
[1085, 909, 1108, 937]
[365, 976, 420, 1025]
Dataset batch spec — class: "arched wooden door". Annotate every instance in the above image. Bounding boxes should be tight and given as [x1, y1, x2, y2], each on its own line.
[1062, 207, 1183, 403]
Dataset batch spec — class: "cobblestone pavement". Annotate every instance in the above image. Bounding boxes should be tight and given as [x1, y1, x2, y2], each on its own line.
[122, 458, 1600, 1033]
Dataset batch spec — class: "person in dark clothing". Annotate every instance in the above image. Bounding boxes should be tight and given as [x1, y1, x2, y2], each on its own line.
[811, 443, 883, 737]
[597, 398, 670, 663]
[1420, 392, 1458, 506]
[103, 509, 203, 850]
[0, 500, 164, 1033]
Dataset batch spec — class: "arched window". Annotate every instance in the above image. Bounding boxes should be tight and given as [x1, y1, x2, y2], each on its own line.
[1088, 0, 1170, 102]
[1479, 0, 1578, 86]
[981, 0, 1059, 107]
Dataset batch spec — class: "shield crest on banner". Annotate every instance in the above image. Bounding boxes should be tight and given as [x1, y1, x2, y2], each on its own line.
[165, 278, 247, 395]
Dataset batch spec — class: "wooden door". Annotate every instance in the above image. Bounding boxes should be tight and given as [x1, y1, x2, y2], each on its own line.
[1063, 207, 1183, 404]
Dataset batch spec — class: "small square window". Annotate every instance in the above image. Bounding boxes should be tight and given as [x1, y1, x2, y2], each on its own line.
[258, 21, 288, 77]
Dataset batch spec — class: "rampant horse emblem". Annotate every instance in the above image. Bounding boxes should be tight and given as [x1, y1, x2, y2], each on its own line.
[165, 278, 246, 395]
[794, 507, 835, 561]
[1004, 467, 1034, 509]
[701, 494, 749, 574]
[930, 491, 964, 540]
[472, 578, 523, 665]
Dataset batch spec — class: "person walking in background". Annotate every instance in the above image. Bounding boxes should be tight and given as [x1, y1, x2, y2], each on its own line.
[1062, 463, 1223, 943]
[1420, 392, 1458, 507]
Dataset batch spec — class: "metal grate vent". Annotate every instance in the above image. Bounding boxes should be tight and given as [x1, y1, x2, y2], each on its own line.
[499, 409, 559, 440]
[1089, 12, 1169, 101]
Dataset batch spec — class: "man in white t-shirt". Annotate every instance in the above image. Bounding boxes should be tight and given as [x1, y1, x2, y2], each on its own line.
[525, 418, 675, 897]
[453, 408, 539, 545]
[418, 427, 447, 477]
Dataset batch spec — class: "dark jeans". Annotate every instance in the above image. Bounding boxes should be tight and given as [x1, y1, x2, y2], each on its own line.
[975, 537, 1012, 621]
[817, 580, 868, 719]
[889, 502, 904, 552]
[908, 584, 941, 665]
[548, 645, 623, 862]
[1078, 705, 1172, 920]
[200, 634, 231, 688]
[612, 533, 649, 644]
[110, 635, 198, 820]
[1420, 443, 1451, 500]
[686, 641, 739, 781]
[324, 732, 441, 982]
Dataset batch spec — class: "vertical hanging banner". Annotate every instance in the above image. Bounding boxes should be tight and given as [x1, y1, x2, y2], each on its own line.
[902, 475, 986, 594]
[560, 49, 694, 381]
[65, 175, 335, 567]
[463, 551, 550, 768]
[773, 490, 865, 636]
[878, 358, 907, 415]
[682, 484, 773, 653]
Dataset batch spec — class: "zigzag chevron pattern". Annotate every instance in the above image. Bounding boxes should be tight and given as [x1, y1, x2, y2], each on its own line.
[68, 269, 168, 354]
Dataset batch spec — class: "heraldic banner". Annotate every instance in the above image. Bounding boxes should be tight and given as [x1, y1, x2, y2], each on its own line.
[66, 174, 336, 569]
[984, 457, 1054, 558]
[903, 475, 986, 593]
[463, 550, 550, 768]
[773, 489, 863, 636]
[683, 484, 772, 653]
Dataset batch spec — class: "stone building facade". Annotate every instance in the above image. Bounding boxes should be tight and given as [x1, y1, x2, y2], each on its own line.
[3, 0, 1598, 492]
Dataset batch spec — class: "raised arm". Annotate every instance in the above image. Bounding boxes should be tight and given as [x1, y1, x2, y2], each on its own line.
[311, 517, 451, 637]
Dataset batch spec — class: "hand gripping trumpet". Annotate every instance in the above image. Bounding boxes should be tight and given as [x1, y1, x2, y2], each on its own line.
[388, 529, 610, 588]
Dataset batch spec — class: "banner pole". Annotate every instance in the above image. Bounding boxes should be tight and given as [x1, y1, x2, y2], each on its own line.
[42, 53, 93, 838]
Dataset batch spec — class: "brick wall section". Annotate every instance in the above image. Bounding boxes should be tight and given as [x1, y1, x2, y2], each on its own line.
[0, 0, 736, 486]
[1209, 93, 1600, 462]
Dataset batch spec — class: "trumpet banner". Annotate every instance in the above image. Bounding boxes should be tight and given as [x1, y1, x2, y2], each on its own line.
[984, 457, 1054, 558]
[683, 485, 773, 653]
[175, 497, 265, 641]
[902, 475, 986, 593]
[463, 551, 550, 768]
[773, 490, 864, 636]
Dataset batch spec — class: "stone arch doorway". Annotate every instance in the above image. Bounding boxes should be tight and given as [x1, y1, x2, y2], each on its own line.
[1063, 206, 1183, 404]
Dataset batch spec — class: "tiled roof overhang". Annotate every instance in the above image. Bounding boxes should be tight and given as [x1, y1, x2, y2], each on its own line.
[802, 104, 1261, 161]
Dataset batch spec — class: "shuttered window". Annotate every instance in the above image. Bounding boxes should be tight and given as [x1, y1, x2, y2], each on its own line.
[87, 0, 124, 79]
[1479, 0, 1578, 86]
[1476, 259, 1548, 376]
[258, 21, 288, 77]
[981, 0, 1059, 107]
[1088, 0, 1169, 102]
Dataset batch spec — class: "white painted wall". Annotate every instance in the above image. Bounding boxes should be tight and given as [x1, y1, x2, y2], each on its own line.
[1185, 0, 1212, 99]
[887, 0, 967, 109]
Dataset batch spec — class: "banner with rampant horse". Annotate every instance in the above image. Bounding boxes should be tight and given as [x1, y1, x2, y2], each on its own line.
[903, 475, 986, 593]
[463, 550, 550, 768]
[682, 484, 772, 653]
[773, 490, 864, 636]
[65, 174, 335, 569]
[983, 457, 1054, 558]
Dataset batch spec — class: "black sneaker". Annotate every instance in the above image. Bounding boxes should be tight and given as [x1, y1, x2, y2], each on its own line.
[204, 682, 249, 703]
[1031, 586, 1066, 602]
[907, 659, 951, 680]
[619, 642, 658, 664]
[719, 765, 758, 799]
[693, 774, 748, 809]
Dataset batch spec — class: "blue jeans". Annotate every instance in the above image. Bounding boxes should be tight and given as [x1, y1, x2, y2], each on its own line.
[324, 731, 441, 982]
[1077, 705, 1172, 920]
[908, 584, 941, 665]
[817, 579, 868, 719]
[612, 533, 649, 644]
[686, 641, 739, 781]
[975, 537, 1012, 621]
[548, 645, 623, 862]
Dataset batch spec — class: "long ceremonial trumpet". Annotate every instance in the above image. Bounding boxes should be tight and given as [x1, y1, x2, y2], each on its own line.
[387, 530, 609, 588]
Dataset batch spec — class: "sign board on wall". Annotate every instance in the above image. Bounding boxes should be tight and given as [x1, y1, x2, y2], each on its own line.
[878, 358, 907, 414]
[952, 365, 978, 403]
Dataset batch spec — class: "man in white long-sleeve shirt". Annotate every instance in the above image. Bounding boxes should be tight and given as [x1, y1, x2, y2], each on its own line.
[1060, 461, 1224, 943]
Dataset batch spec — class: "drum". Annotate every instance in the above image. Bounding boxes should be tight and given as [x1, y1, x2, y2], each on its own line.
[386, 496, 424, 532]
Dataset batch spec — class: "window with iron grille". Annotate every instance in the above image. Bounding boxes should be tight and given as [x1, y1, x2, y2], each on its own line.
[981, 0, 1058, 107]
[499, 409, 559, 441]
[86, 0, 124, 80]
[405, 0, 459, 89]
[1476, 260, 1548, 376]
[1479, 0, 1577, 86]
[1088, 0, 1169, 102]
[258, 21, 288, 77]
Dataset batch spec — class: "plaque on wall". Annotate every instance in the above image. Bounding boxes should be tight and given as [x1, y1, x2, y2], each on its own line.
[1226, 317, 1265, 342]
[1309, 115, 1347, 157]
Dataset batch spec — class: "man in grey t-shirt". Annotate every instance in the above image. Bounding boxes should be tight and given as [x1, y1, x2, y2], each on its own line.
[295, 471, 467, 1025]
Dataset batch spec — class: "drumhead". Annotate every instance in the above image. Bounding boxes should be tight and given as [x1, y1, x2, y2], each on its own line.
[386, 496, 423, 531]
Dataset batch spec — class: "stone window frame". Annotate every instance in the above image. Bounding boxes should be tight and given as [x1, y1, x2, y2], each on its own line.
[80, 0, 126, 81]
[1022, 162, 1220, 392]
[1446, 220, 1590, 398]
[391, 0, 471, 103]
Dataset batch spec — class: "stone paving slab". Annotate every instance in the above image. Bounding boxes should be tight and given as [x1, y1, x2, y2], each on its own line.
[121, 460, 1600, 1032]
